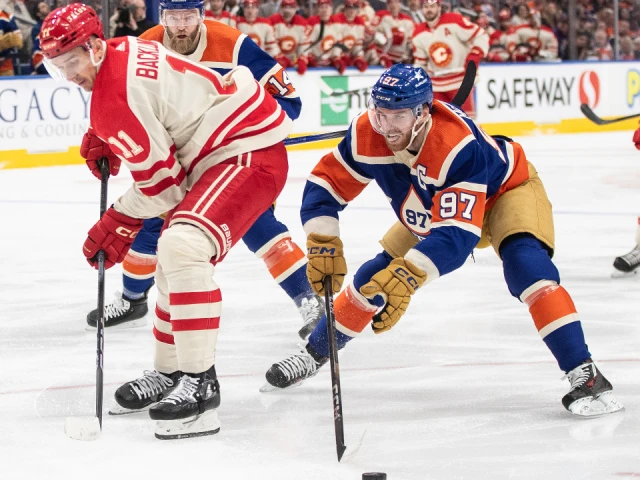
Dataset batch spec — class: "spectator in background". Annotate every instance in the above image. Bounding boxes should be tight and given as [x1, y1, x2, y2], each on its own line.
[619, 35, 635, 60]
[225, 0, 242, 16]
[592, 28, 613, 59]
[114, 0, 156, 37]
[633, 36, 640, 60]
[404, 0, 425, 24]
[205, 0, 236, 26]
[0, 7, 22, 76]
[259, 0, 279, 18]
[575, 30, 593, 60]
[29, 0, 48, 74]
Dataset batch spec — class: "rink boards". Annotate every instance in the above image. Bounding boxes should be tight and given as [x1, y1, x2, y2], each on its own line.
[1, 61, 640, 169]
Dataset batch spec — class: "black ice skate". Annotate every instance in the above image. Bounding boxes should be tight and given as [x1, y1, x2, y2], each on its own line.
[150, 365, 221, 440]
[296, 293, 325, 340]
[260, 344, 328, 392]
[110, 370, 182, 415]
[86, 290, 149, 329]
[562, 360, 624, 417]
[612, 245, 640, 278]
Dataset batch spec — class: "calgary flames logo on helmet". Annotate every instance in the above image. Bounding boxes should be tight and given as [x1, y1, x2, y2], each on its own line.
[279, 35, 297, 54]
[428, 42, 453, 68]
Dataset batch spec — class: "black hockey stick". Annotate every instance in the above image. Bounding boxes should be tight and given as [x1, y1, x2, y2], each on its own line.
[323, 276, 346, 461]
[299, 62, 477, 146]
[95, 159, 110, 428]
[64, 158, 109, 441]
[580, 103, 640, 126]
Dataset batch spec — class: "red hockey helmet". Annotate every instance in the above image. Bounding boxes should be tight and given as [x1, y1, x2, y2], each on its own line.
[244, 0, 259, 5]
[317, 0, 332, 5]
[39, 3, 104, 60]
[344, 0, 359, 7]
[281, 0, 297, 6]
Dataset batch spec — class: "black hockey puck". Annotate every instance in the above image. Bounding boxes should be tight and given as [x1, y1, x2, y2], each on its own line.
[362, 474, 387, 480]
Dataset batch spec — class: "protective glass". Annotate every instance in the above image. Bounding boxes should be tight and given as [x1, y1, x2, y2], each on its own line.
[367, 98, 420, 136]
[43, 47, 93, 81]
[161, 10, 202, 27]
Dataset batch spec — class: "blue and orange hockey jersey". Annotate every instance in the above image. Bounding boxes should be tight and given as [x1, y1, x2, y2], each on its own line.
[141, 19, 301, 120]
[301, 101, 529, 282]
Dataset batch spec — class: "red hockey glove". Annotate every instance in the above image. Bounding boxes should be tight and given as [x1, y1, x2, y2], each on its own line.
[275, 54, 292, 69]
[633, 126, 640, 150]
[379, 53, 393, 69]
[391, 27, 405, 45]
[296, 56, 308, 75]
[80, 129, 121, 180]
[464, 47, 484, 70]
[307, 54, 318, 68]
[353, 56, 368, 72]
[83, 207, 143, 270]
[332, 55, 348, 75]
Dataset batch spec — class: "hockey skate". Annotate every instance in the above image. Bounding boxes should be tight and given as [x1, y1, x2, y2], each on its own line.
[109, 370, 182, 415]
[150, 366, 221, 440]
[612, 245, 640, 278]
[562, 360, 624, 417]
[296, 294, 325, 340]
[86, 290, 149, 330]
[260, 344, 328, 392]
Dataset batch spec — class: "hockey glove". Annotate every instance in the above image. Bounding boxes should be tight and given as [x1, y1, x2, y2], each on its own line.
[633, 125, 640, 150]
[80, 129, 121, 180]
[332, 55, 348, 75]
[83, 207, 143, 269]
[306, 233, 347, 296]
[464, 46, 485, 70]
[353, 56, 368, 72]
[296, 56, 308, 75]
[275, 54, 292, 69]
[360, 258, 427, 334]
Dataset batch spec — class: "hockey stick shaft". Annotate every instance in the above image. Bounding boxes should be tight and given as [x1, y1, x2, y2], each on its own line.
[95, 159, 110, 429]
[580, 103, 640, 125]
[290, 63, 476, 147]
[324, 276, 346, 462]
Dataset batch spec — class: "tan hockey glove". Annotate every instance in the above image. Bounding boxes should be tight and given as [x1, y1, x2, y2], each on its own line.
[306, 233, 347, 296]
[0, 31, 23, 52]
[360, 258, 427, 334]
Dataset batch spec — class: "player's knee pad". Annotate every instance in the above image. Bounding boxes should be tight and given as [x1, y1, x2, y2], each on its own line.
[353, 251, 394, 307]
[500, 233, 560, 299]
[157, 224, 217, 275]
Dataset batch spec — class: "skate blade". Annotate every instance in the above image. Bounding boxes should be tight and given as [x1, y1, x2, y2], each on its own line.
[611, 268, 639, 279]
[568, 391, 625, 417]
[85, 318, 148, 331]
[259, 380, 304, 393]
[155, 409, 221, 440]
[108, 403, 153, 416]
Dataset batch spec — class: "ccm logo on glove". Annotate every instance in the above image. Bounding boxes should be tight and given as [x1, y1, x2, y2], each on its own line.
[115, 226, 139, 239]
[393, 266, 421, 290]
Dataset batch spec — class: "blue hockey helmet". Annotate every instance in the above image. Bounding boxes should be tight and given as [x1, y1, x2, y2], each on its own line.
[160, 0, 205, 19]
[370, 64, 434, 112]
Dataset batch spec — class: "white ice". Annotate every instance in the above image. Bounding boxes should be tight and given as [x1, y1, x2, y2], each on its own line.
[0, 131, 639, 480]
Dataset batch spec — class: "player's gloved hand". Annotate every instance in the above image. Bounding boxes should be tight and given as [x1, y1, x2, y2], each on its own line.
[353, 56, 368, 72]
[80, 129, 121, 180]
[391, 27, 405, 45]
[307, 54, 318, 68]
[632, 125, 640, 150]
[275, 54, 292, 69]
[83, 207, 143, 270]
[379, 53, 393, 69]
[464, 46, 484, 70]
[360, 258, 427, 334]
[306, 233, 347, 296]
[296, 56, 308, 75]
[332, 55, 348, 75]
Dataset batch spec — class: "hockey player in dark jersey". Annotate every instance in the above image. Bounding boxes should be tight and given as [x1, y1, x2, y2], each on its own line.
[263, 64, 624, 418]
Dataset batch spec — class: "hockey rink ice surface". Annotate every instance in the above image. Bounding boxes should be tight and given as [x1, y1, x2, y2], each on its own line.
[1, 131, 639, 480]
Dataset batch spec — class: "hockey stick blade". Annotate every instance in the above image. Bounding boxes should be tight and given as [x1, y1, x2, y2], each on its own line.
[64, 416, 102, 441]
[580, 103, 640, 126]
[340, 422, 370, 462]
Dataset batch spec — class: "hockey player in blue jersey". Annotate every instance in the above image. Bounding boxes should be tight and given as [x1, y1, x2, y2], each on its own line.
[83, 0, 322, 341]
[262, 64, 624, 417]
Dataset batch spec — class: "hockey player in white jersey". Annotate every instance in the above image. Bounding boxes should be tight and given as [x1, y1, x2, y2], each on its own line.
[367, 0, 414, 67]
[306, 0, 348, 74]
[334, 0, 369, 72]
[412, 0, 488, 118]
[40, 3, 291, 439]
[236, 0, 280, 57]
[505, 7, 558, 62]
[204, 0, 236, 27]
[270, 0, 311, 75]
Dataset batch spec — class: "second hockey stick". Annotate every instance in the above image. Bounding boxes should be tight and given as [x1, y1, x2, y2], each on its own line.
[323, 276, 346, 461]
[580, 103, 640, 126]
[64, 158, 110, 441]
[294, 62, 477, 146]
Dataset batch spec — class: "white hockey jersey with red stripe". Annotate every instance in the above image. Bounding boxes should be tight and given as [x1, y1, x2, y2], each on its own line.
[205, 10, 237, 28]
[333, 13, 366, 57]
[236, 17, 280, 56]
[89, 37, 292, 220]
[506, 24, 558, 60]
[306, 15, 344, 63]
[412, 12, 488, 91]
[270, 13, 311, 61]
[370, 10, 415, 63]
